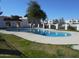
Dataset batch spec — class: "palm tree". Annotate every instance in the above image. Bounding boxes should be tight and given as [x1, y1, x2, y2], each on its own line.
[25, 1, 47, 26]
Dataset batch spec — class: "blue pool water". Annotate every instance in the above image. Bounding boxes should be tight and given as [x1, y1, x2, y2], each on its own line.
[6, 28, 71, 37]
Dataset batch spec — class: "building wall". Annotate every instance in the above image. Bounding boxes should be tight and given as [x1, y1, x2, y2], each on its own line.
[65, 20, 79, 24]
[10, 21, 17, 27]
[0, 16, 29, 28]
[0, 17, 6, 28]
[7, 19, 29, 28]
[20, 17, 29, 27]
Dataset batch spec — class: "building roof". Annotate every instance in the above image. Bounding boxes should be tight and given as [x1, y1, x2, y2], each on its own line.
[19, 17, 27, 20]
[4, 17, 22, 21]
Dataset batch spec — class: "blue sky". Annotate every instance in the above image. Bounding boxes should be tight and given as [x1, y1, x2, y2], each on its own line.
[1, 0, 79, 20]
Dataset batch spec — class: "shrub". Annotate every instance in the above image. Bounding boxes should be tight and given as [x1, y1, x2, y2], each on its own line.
[68, 26, 76, 31]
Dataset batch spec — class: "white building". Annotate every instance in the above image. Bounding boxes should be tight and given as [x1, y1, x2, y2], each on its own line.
[43, 19, 79, 31]
[65, 19, 79, 24]
[19, 17, 29, 27]
[65, 19, 79, 31]
[0, 16, 29, 28]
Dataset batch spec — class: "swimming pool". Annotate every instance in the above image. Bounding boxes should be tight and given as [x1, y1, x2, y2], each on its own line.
[6, 28, 71, 37]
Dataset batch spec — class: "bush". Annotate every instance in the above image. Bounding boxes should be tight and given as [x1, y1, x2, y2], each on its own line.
[68, 26, 76, 31]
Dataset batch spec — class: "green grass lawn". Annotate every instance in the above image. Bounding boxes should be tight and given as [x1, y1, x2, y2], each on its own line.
[0, 33, 79, 58]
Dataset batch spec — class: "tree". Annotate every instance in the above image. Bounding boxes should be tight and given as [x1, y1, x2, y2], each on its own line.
[59, 17, 65, 26]
[11, 15, 21, 21]
[53, 19, 59, 24]
[25, 1, 47, 26]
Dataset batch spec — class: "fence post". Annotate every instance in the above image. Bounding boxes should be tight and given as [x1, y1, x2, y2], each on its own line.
[65, 24, 68, 30]
[56, 24, 58, 30]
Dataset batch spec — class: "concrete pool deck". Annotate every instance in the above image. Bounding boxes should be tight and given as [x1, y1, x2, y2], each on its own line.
[0, 29, 79, 45]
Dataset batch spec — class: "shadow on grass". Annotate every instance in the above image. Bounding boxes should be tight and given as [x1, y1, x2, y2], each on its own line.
[0, 35, 26, 57]
[0, 49, 22, 56]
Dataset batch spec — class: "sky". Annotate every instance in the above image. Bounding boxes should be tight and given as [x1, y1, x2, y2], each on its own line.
[1, 0, 79, 20]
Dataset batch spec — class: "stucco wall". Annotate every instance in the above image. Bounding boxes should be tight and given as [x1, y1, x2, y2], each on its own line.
[0, 16, 29, 28]
[0, 17, 5, 28]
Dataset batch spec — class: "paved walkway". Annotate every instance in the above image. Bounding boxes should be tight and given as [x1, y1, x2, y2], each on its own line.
[0, 29, 79, 44]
